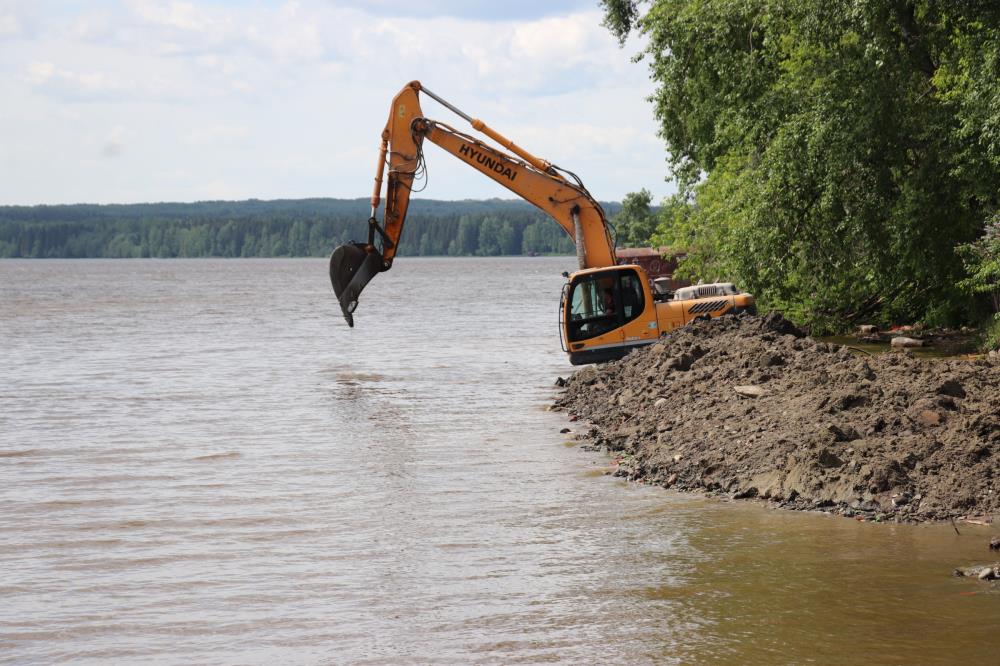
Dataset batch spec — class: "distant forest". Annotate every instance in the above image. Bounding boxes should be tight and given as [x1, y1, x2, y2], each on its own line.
[0, 198, 622, 259]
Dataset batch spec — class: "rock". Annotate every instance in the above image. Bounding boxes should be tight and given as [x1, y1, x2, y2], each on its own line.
[554, 311, 1000, 525]
[762, 311, 805, 337]
[670, 353, 695, 371]
[829, 391, 867, 412]
[855, 361, 876, 380]
[937, 379, 966, 399]
[990, 537, 1000, 551]
[554, 376, 567, 387]
[953, 564, 1000, 579]
[916, 410, 942, 427]
[859, 324, 878, 335]
[734, 385, 768, 398]
[761, 353, 785, 367]
[890, 336, 924, 348]
[559, 427, 571, 434]
[827, 424, 859, 442]
[817, 448, 844, 468]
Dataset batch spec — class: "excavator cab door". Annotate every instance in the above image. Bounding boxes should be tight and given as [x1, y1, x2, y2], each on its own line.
[563, 266, 655, 365]
[565, 272, 625, 345]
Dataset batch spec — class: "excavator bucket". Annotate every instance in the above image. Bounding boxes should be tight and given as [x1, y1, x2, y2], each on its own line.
[329, 242, 383, 327]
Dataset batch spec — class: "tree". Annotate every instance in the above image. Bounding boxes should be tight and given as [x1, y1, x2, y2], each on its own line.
[603, 0, 1000, 330]
[957, 216, 1000, 315]
[456, 215, 479, 255]
[957, 216, 1000, 349]
[477, 216, 512, 256]
[0, 199, 595, 259]
[612, 188, 658, 247]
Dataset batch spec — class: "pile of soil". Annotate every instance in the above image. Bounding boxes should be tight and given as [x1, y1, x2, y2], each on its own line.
[554, 313, 1000, 522]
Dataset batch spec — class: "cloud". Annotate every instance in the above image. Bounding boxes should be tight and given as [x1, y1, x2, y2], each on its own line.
[101, 126, 128, 158]
[184, 123, 249, 145]
[126, 0, 219, 32]
[352, 10, 630, 97]
[23, 61, 127, 100]
[0, 1, 672, 205]
[321, 0, 596, 21]
[0, 11, 22, 38]
[244, 3, 325, 62]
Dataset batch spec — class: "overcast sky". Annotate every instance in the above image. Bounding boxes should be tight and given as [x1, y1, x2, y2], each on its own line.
[0, 1, 674, 205]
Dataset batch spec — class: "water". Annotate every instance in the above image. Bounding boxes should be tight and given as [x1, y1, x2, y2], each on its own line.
[820, 335, 979, 359]
[2, 257, 999, 665]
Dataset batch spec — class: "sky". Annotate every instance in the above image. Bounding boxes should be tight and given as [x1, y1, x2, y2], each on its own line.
[0, 1, 675, 205]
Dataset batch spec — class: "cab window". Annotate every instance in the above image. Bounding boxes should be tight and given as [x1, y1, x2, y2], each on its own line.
[566, 269, 645, 342]
[619, 271, 645, 319]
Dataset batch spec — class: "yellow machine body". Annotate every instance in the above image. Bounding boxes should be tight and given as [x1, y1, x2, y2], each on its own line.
[560, 268, 756, 365]
[330, 81, 756, 364]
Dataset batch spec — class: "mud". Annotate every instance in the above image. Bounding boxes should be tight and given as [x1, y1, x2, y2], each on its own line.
[555, 313, 1000, 522]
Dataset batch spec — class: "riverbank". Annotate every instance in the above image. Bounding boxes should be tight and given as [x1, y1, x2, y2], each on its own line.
[554, 313, 1000, 523]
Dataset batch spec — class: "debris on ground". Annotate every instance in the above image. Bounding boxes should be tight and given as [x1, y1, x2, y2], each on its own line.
[954, 564, 999, 581]
[554, 312, 1000, 523]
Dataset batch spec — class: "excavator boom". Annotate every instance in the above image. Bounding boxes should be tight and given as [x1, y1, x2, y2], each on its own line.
[329, 81, 615, 326]
[330, 82, 757, 363]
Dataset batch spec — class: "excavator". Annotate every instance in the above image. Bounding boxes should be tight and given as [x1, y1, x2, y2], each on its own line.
[329, 81, 756, 365]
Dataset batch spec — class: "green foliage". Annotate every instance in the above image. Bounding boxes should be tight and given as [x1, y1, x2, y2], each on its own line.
[957, 216, 1000, 314]
[604, 0, 1000, 331]
[982, 316, 1000, 352]
[520, 220, 576, 255]
[612, 189, 659, 247]
[0, 198, 621, 259]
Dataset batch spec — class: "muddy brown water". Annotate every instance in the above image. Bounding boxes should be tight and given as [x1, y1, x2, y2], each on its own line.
[819, 335, 980, 359]
[2, 257, 999, 664]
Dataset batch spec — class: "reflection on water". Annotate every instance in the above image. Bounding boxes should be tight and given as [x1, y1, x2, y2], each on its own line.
[2, 258, 999, 664]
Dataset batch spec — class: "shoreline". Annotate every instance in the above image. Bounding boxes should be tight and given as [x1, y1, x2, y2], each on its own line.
[553, 313, 1000, 525]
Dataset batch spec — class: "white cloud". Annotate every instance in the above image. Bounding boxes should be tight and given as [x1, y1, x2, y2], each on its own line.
[23, 61, 126, 99]
[101, 125, 129, 158]
[511, 14, 592, 61]
[323, 0, 594, 21]
[127, 0, 218, 33]
[184, 123, 249, 145]
[0, 11, 22, 38]
[24, 61, 54, 85]
[0, 1, 673, 205]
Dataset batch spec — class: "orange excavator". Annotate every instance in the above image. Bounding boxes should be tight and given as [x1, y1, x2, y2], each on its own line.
[330, 81, 755, 364]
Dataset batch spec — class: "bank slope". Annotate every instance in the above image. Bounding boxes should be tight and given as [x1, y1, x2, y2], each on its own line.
[555, 313, 1000, 522]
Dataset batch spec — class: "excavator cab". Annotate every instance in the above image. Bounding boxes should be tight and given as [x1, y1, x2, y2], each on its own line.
[561, 266, 659, 365]
[330, 82, 700, 364]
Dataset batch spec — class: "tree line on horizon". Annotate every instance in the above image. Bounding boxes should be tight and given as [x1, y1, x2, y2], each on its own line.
[0, 198, 623, 260]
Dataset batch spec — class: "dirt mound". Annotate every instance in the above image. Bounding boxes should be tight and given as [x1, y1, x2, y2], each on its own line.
[554, 312, 1000, 522]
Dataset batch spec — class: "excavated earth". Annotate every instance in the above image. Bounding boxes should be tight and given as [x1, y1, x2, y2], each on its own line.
[554, 312, 1000, 522]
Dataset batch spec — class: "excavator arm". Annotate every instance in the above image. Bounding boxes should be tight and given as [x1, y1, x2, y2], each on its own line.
[329, 81, 616, 326]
